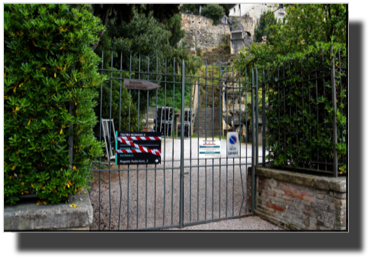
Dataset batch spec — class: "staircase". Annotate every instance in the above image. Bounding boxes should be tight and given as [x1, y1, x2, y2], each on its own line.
[193, 108, 222, 137]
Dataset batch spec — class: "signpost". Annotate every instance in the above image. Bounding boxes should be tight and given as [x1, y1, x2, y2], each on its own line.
[199, 140, 221, 159]
[124, 79, 160, 90]
[115, 131, 161, 165]
[227, 132, 240, 158]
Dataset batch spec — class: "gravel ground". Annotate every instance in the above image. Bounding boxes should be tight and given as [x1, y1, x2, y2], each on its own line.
[89, 138, 273, 231]
[166, 215, 283, 230]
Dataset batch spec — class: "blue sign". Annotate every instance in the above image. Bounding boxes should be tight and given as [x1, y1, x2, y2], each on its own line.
[229, 135, 237, 145]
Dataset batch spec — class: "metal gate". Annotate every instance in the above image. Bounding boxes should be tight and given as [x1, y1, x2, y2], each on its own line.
[90, 52, 259, 230]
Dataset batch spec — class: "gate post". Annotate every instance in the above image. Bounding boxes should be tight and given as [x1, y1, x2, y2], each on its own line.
[251, 69, 256, 216]
[180, 59, 185, 227]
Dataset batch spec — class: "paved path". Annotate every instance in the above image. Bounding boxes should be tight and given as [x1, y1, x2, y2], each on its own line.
[165, 215, 283, 230]
[90, 138, 271, 231]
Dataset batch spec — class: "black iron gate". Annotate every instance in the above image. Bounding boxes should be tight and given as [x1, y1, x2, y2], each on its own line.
[90, 52, 259, 230]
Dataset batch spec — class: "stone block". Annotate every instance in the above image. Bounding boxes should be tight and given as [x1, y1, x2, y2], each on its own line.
[333, 191, 347, 199]
[303, 196, 316, 203]
[301, 200, 312, 207]
[4, 188, 93, 230]
[282, 195, 292, 201]
[274, 189, 285, 195]
[316, 194, 325, 200]
[316, 189, 330, 194]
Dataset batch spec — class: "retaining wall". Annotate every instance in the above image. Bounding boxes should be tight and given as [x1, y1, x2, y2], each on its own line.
[247, 166, 347, 230]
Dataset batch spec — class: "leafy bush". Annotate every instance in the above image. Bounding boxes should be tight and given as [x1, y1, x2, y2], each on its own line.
[201, 4, 225, 25]
[94, 68, 142, 133]
[263, 44, 347, 174]
[253, 10, 277, 43]
[4, 4, 104, 204]
[150, 81, 192, 113]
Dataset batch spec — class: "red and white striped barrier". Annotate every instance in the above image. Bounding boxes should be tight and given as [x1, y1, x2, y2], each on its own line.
[116, 137, 161, 156]
[117, 136, 161, 141]
[115, 149, 161, 157]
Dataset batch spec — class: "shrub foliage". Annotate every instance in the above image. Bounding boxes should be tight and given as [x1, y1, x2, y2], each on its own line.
[263, 44, 347, 174]
[4, 4, 105, 204]
[201, 4, 225, 25]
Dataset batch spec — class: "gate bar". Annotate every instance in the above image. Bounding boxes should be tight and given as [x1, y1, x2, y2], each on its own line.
[251, 69, 256, 215]
[180, 59, 185, 228]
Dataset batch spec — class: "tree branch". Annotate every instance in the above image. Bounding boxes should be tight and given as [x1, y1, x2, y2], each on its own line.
[92, 4, 112, 51]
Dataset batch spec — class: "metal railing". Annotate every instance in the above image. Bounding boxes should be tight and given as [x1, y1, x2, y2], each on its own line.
[259, 47, 347, 177]
[89, 51, 258, 230]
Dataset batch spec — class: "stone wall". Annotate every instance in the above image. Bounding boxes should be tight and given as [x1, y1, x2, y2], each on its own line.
[200, 47, 235, 64]
[247, 166, 347, 230]
[228, 16, 254, 37]
[4, 187, 92, 230]
[181, 14, 230, 51]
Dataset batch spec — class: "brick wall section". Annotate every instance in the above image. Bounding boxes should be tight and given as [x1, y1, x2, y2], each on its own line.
[247, 167, 347, 230]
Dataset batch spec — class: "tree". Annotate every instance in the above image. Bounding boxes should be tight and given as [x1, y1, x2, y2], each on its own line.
[91, 4, 181, 51]
[268, 4, 347, 55]
[163, 13, 185, 47]
[237, 4, 347, 69]
[94, 8, 171, 123]
[180, 4, 202, 14]
[253, 10, 277, 43]
[201, 4, 225, 25]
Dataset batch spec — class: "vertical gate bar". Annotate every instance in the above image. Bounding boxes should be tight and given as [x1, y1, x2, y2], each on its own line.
[277, 67, 280, 154]
[238, 67, 244, 216]
[284, 62, 286, 162]
[219, 64, 222, 219]
[245, 66, 248, 214]
[322, 51, 327, 171]
[98, 51, 104, 230]
[307, 55, 311, 168]
[225, 65, 229, 218]
[296, 59, 299, 165]
[127, 53, 132, 229]
[315, 53, 319, 170]
[145, 55, 149, 228]
[189, 75, 193, 223]
[255, 68, 259, 166]
[338, 50, 344, 168]
[301, 58, 305, 169]
[154, 55, 158, 227]
[232, 66, 235, 216]
[118, 52, 123, 230]
[262, 69, 266, 166]
[204, 61, 208, 220]
[137, 53, 141, 229]
[282, 64, 284, 164]
[212, 62, 215, 219]
[331, 46, 338, 177]
[180, 59, 185, 228]
[197, 76, 200, 221]
[171, 58, 175, 225]
[163, 57, 167, 226]
[285, 61, 290, 164]
[108, 51, 113, 230]
[251, 69, 255, 215]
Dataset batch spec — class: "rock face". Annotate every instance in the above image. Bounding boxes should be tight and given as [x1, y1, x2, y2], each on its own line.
[181, 14, 255, 58]
[181, 14, 230, 52]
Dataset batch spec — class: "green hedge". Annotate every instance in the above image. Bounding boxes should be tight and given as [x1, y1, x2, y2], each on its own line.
[4, 4, 105, 204]
[263, 43, 347, 174]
